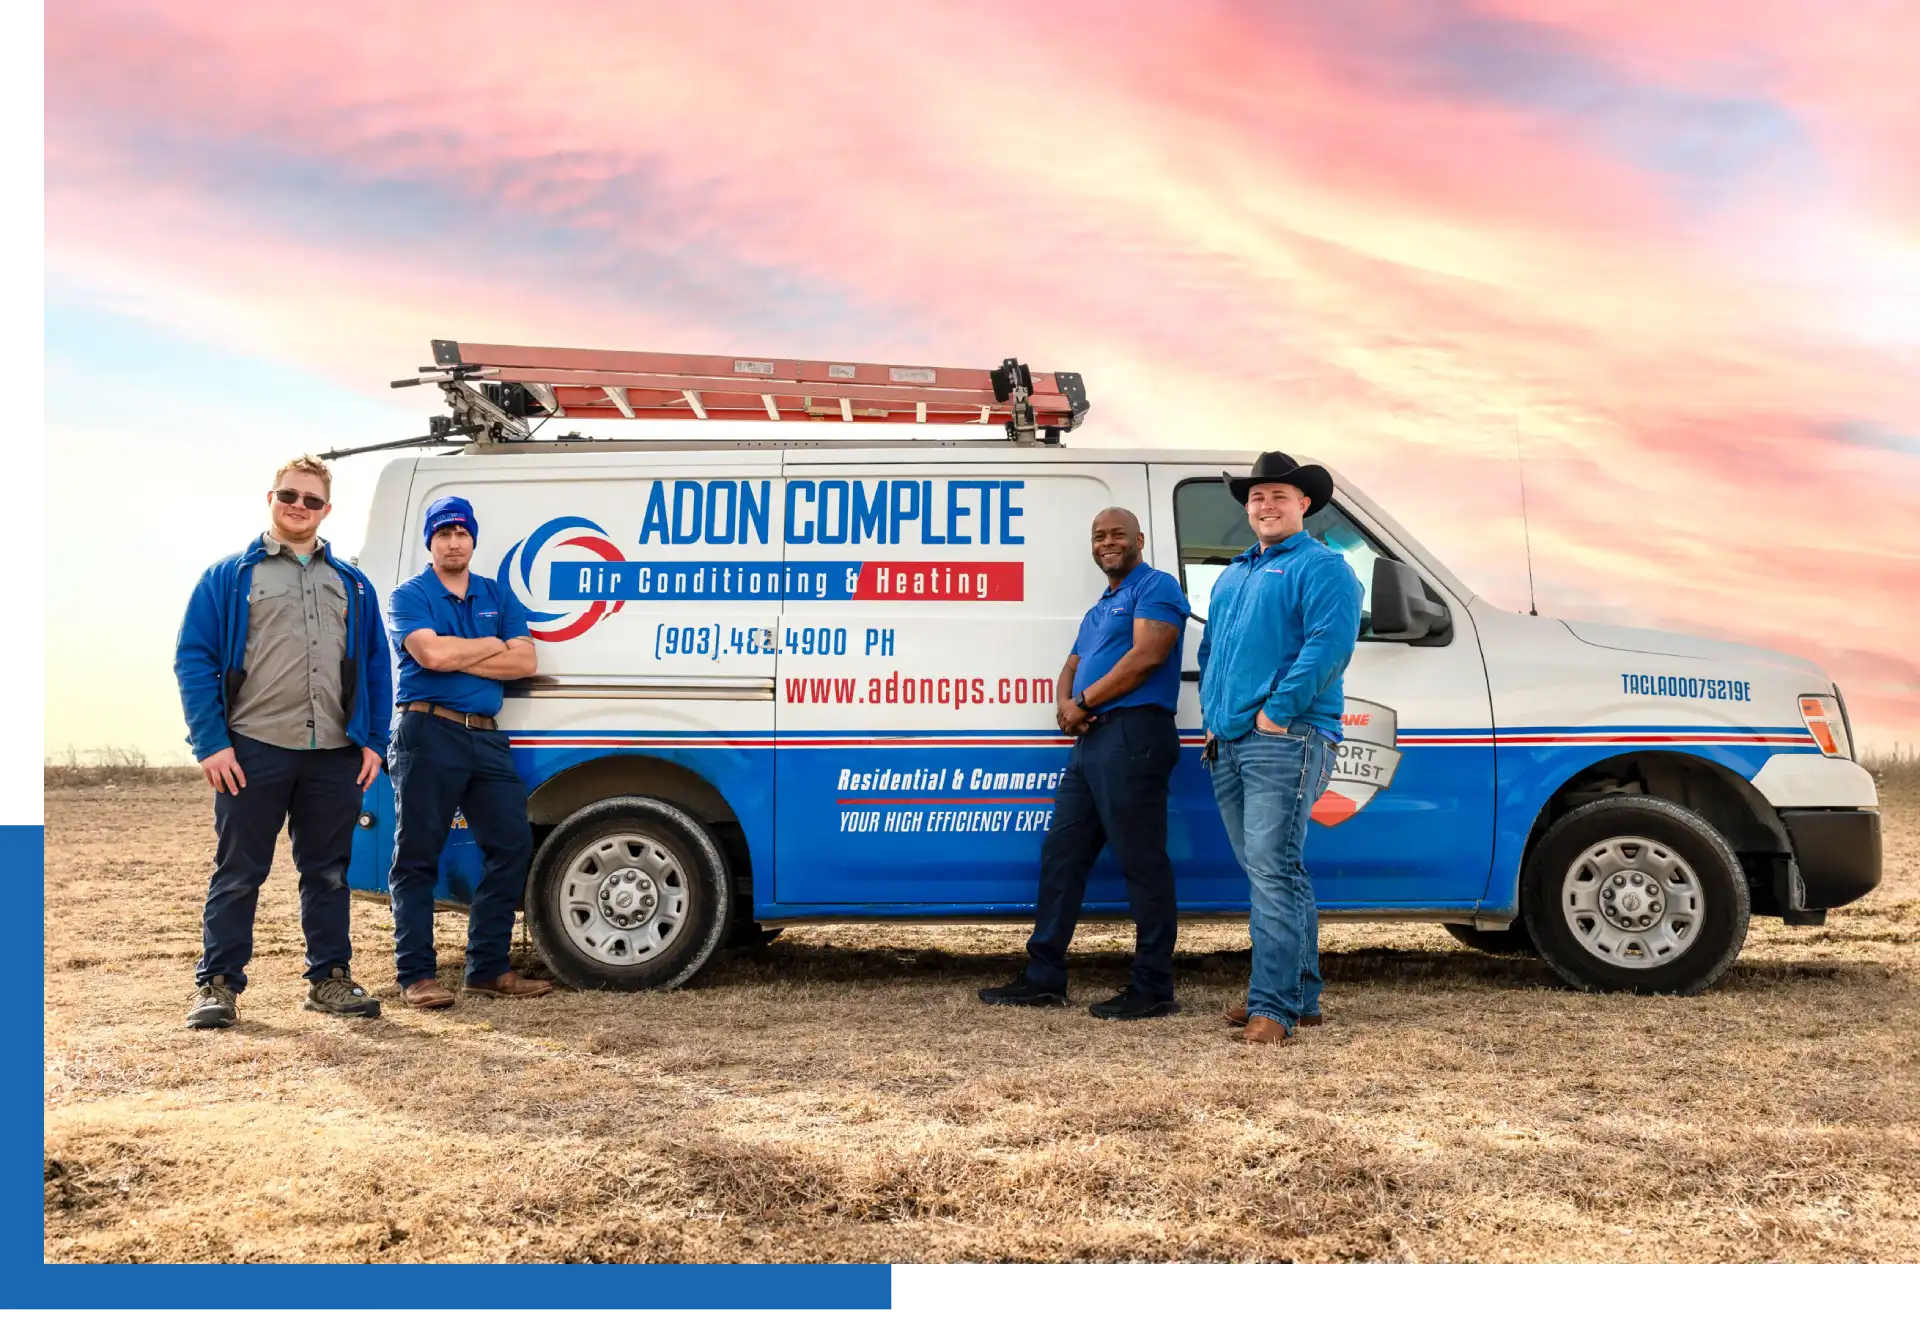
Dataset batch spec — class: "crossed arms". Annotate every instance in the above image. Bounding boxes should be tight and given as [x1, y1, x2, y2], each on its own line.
[404, 631, 538, 681]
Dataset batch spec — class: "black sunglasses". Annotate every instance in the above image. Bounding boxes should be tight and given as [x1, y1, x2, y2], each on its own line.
[272, 488, 328, 511]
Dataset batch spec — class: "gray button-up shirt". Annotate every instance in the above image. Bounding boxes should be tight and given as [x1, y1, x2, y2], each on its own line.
[229, 534, 352, 751]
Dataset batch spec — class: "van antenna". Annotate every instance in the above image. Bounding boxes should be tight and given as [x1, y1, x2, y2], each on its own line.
[1515, 417, 1538, 617]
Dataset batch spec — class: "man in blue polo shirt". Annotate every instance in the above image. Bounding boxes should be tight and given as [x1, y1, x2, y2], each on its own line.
[980, 507, 1190, 1019]
[385, 495, 552, 1009]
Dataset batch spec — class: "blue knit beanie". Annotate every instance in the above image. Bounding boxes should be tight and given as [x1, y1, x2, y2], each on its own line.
[423, 495, 479, 548]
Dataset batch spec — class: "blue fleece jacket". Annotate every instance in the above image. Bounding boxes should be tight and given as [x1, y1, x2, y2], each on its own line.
[174, 536, 393, 763]
[1197, 530, 1362, 742]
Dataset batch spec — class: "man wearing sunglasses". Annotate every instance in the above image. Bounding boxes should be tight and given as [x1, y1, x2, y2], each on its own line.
[174, 457, 393, 1029]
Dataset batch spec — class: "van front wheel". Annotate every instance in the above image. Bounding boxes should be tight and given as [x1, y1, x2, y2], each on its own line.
[526, 797, 732, 991]
[1522, 796, 1749, 995]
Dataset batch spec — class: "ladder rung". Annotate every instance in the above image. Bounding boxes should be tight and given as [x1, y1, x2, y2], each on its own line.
[428, 340, 1088, 432]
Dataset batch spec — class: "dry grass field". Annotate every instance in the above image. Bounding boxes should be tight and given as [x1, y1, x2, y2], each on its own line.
[44, 768, 1920, 1263]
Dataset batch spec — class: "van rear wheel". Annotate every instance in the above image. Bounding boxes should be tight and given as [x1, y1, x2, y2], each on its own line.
[1522, 796, 1749, 995]
[526, 797, 732, 991]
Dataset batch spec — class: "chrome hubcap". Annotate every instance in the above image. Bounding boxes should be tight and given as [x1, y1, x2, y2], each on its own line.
[558, 832, 688, 966]
[1561, 835, 1703, 968]
[597, 867, 660, 929]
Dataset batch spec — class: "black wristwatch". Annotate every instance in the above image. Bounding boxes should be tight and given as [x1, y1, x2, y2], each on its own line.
[1071, 690, 1089, 712]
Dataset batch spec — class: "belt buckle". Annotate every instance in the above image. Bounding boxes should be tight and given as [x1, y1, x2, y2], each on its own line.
[462, 711, 475, 730]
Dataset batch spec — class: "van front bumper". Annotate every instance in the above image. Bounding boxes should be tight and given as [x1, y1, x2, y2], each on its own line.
[1779, 808, 1881, 910]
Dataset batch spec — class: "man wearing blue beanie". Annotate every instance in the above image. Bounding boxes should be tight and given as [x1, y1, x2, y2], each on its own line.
[384, 494, 552, 1008]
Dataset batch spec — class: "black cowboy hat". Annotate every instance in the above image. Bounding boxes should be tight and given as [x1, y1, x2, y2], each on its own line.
[1224, 450, 1333, 513]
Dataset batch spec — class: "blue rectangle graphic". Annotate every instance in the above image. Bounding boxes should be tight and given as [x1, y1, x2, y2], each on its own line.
[550, 560, 860, 602]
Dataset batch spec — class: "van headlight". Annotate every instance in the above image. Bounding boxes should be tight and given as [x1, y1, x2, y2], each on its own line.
[1799, 692, 1854, 761]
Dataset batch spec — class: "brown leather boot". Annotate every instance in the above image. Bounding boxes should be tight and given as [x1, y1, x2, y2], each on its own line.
[1225, 1004, 1322, 1028]
[401, 978, 456, 1010]
[463, 970, 554, 999]
[1242, 1015, 1293, 1044]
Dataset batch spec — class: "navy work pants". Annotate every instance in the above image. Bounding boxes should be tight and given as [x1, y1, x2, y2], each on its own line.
[1024, 704, 1182, 999]
[196, 733, 362, 992]
[387, 710, 533, 987]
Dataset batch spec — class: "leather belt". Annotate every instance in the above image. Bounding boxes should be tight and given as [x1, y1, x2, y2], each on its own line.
[403, 701, 497, 731]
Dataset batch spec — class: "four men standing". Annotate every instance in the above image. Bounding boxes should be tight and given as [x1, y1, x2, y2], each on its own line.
[175, 452, 1356, 1040]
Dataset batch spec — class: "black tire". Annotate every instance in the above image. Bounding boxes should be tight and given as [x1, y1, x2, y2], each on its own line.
[526, 796, 732, 991]
[1442, 922, 1537, 957]
[1522, 796, 1749, 995]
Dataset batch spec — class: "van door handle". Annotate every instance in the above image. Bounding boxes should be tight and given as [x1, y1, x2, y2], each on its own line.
[1181, 670, 1201, 682]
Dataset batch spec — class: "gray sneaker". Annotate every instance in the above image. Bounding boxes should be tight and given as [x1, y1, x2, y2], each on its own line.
[305, 968, 382, 1018]
[187, 976, 238, 1030]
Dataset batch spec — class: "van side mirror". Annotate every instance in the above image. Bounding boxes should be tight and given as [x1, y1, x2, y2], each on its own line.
[1370, 558, 1450, 641]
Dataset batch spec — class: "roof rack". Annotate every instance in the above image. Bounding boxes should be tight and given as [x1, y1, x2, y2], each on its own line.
[391, 339, 1090, 449]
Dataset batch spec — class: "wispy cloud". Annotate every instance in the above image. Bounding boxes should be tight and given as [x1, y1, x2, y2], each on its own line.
[1824, 420, 1920, 457]
[44, 0, 1920, 748]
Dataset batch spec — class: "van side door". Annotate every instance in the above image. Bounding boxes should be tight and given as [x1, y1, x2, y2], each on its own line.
[772, 458, 1150, 908]
[1146, 468, 1497, 911]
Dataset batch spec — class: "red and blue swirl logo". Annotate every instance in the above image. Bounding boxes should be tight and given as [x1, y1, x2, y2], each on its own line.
[495, 516, 627, 642]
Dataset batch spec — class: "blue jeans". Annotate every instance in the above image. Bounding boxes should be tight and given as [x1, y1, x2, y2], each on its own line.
[387, 711, 533, 986]
[1209, 719, 1337, 1030]
[1024, 705, 1181, 999]
[196, 733, 362, 992]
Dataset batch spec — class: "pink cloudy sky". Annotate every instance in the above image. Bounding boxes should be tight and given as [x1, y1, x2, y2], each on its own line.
[44, 0, 1920, 755]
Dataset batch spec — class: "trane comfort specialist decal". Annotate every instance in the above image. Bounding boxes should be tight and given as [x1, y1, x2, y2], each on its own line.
[1311, 698, 1402, 826]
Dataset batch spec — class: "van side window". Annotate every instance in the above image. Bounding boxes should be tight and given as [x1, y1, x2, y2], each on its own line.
[1171, 478, 1389, 638]
[1171, 479, 1250, 622]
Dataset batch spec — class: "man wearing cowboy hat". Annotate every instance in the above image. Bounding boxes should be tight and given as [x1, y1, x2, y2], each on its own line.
[1197, 452, 1362, 1045]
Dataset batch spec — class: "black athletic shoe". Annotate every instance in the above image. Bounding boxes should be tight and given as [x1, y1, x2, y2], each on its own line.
[977, 975, 1069, 1007]
[1089, 987, 1180, 1020]
[304, 968, 383, 1019]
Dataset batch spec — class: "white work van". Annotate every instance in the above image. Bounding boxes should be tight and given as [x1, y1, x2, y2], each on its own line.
[342, 342, 1881, 996]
